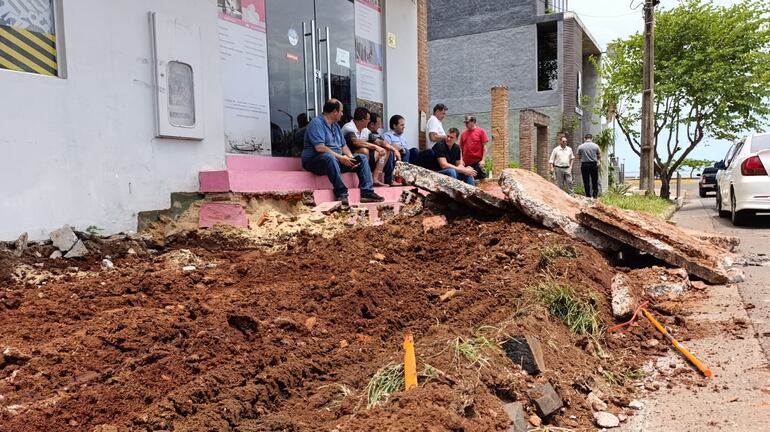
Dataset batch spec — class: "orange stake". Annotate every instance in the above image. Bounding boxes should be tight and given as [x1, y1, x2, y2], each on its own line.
[641, 308, 713, 378]
[403, 334, 418, 390]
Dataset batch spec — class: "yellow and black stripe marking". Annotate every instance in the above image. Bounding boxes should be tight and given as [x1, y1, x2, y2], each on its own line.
[0, 24, 57, 76]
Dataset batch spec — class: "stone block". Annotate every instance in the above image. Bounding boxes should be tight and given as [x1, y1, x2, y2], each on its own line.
[64, 240, 89, 259]
[503, 336, 544, 375]
[502, 402, 527, 432]
[528, 383, 562, 418]
[50, 225, 78, 252]
[422, 215, 447, 233]
[611, 273, 636, 319]
[313, 201, 342, 214]
[13, 232, 27, 257]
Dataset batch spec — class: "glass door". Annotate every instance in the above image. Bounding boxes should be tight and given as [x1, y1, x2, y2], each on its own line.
[265, 0, 356, 156]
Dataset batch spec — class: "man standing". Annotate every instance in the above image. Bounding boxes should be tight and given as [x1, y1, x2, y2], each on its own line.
[433, 128, 476, 186]
[302, 99, 384, 206]
[577, 134, 601, 198]
[549, 135, 575, 193]
[342, 107, 390, 187]
[459, 115, 489, 179]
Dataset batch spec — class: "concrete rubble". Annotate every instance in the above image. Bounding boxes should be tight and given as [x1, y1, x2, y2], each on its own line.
[503, 336, 545, 375]
[394, 162, 515, 216]
[594, 411, 620, 428]
[528, 382, 562, 418]
[498, 168, 621, 251]
[611, 273, 636, 318]
[13, 232, 28, 257]
[495, 168, 742, 285]
[501, 401, 527, 432]
[577, 204, 742, 285]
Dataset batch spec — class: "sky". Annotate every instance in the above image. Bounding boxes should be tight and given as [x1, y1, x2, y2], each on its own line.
[569, 0, 749, 175]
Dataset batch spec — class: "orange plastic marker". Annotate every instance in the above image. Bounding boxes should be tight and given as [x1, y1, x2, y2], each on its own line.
[641, 308, 713, 378]
[403, 334, 418, 390]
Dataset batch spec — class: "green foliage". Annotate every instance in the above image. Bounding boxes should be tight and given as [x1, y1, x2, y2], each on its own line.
[507, 161, 521, 169]
[451, 335, 493, 366]
[599, 192, 673, 217]
[593, 128, 615, 153]
[366, 363, 405, 408]
[681, 158, 714, 177]
[539, 244, 581, 268]
[601, 367, 646, 387]
[572, 184, 586, 196]
[85, 225, 103, 237]
[607, 182, 632, 196]
[529, 281, 601, 336]
[485, 156, 493, 175]
[602, 0, 770, 198]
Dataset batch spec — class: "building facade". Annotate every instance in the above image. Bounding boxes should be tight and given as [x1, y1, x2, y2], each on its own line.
[427, 0, 602, 173]
[0, 0, 421, 240]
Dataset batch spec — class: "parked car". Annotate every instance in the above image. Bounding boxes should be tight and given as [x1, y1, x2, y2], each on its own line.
[698, 167, 719, 197]
[715, 132, 770, 225]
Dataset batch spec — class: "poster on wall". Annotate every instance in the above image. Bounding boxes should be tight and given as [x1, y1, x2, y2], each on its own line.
[354, 0, 384, 118]
[217, 0, 271, 155]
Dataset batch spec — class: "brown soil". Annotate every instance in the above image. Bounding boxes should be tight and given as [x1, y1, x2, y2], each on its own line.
[0, 214, 686, 431]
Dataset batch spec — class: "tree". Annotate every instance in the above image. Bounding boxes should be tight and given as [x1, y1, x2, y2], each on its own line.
[602, 0, 770, 198]
[680, 158, 714, 178]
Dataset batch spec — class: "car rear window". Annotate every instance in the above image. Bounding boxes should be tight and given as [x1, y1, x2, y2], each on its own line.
[703, 168, 718, 174]
[751, 135, 770, 153]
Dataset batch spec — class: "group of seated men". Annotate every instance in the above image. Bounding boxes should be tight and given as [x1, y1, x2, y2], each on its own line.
[301, 99, 487, 207]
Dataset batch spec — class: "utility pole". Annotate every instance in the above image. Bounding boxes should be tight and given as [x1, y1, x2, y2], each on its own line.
[640, 0, 656, 194]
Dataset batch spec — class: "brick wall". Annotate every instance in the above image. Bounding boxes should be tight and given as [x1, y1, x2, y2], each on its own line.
[418, 0, 428, 150]
[491, 86, 509, 177]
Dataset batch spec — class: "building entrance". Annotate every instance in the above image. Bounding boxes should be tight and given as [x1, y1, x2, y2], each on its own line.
[266, 0, 356, 156]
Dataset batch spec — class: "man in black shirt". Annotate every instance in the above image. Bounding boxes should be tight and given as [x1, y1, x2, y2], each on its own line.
[432, 128, 476, 186]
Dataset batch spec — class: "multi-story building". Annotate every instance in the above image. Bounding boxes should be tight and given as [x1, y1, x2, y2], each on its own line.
[428, 0, 602, 175]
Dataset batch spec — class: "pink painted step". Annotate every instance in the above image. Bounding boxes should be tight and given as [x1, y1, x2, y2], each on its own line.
[199, 203, 249, 229]
[313, 186, 409, 204]
[226, 155, 303, 172]
[199, 170, 361, 193]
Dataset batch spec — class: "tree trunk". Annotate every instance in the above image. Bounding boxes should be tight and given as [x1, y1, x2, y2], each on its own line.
[659, 174, 672, 199]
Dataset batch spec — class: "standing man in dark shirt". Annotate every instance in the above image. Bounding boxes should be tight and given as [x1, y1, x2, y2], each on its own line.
[433, 128, 476, 186]
[577, 134, 601, 198]
[301, 99, 385, 207]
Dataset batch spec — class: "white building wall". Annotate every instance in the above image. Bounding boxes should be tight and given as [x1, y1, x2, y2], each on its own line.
[0, 0, 226, 240]
[383, 0, 418, 147]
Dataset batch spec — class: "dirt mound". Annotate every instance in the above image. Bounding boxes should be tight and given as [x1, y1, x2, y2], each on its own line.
[0, 216, 688, 431]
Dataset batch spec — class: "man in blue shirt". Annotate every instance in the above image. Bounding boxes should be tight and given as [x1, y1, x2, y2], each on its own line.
[382, 114, 412, 185]
[302, 99, 385, 206]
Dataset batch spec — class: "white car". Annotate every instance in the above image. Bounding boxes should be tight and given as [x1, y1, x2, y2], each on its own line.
[715, 132, 770, 225]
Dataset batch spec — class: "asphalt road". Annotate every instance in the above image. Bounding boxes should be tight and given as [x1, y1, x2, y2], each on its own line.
[679, 182, 770, 359]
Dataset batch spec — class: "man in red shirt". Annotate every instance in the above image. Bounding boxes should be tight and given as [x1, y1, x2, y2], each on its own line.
[459, 116, 489, 179]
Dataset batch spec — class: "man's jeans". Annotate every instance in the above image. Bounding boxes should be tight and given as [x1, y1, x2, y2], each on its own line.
[554, 166, 573, 192]
[302, 153, 373, 199]
[581, 161, 599, 198]
[437, 168, 475, 186]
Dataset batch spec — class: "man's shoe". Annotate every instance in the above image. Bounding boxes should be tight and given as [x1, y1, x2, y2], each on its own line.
[360, 192, 385, 203]
[338, 197, 350, 211]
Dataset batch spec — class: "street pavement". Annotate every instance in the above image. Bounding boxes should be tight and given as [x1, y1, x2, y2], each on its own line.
[623, 183, 770, 431]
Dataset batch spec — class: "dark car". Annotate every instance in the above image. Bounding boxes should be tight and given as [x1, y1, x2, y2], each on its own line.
[699, 167, 718, 197]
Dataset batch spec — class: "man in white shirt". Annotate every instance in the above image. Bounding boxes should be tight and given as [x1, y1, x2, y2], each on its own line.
[549, 135, 575, 193]
[342, 107, 390, 186]
[425, 103, 448, 149]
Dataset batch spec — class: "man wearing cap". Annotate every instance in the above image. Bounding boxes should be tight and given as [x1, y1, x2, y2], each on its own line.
[549, 135, 575, 192]
[459, 115, 489, 180]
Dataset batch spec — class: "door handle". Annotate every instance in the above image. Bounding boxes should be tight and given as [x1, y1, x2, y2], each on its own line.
[309, 19, 319, 118]
[301, 21, 311, 118]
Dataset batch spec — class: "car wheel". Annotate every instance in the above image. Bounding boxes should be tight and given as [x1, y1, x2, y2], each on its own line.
[731, 191, 751, 226]
[716, 190, 729, 217]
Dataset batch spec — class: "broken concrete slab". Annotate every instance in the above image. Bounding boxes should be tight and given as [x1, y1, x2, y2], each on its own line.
[528, 382, 562, 417]
[633, 267, 691, 298]
[679, 227, 740, 252]
[64, 240, 89, 259]
[577, 203, 742, 285]
[503, 336, 545, 375]
[313, 201, 342, 214]
[501, 402, 527, 432]
[13, 232, 28, 257]
[50, 225, 78, 252]
[498, 169, 621, 252]
[611, 273, 636, 319]
[395, 162, 515, 215]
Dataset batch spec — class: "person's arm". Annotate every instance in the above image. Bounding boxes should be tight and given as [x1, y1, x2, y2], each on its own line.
[569, 149, 575, 169]
[429, 131, 447, 142]
[427, 118, 446, 143]
[549, 148, 557, 172]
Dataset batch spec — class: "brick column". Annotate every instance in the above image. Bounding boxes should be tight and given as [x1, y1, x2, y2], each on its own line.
[536, 126, 550, 176]
[519, 110, 533, 171]
[417, 0, 429, 150]
[491, 85, 509, 177]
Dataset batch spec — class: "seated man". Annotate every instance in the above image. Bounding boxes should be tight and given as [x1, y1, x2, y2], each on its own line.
[383, 114, 414, 165]
[367, 112, 401, 185]
[301, 99, 385, 206]
[433, 127, 476, 186]
[342, 108, 391, 187]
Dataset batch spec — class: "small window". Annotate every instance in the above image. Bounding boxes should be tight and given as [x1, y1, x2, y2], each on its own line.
[727, 140, 745, 167]
[0, 0, 58, 76]
[167, 61, 196, 127]
[537, 22, 558, 91]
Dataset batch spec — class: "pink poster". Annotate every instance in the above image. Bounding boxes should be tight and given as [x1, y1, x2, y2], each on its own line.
[217, 0, 266, 32]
